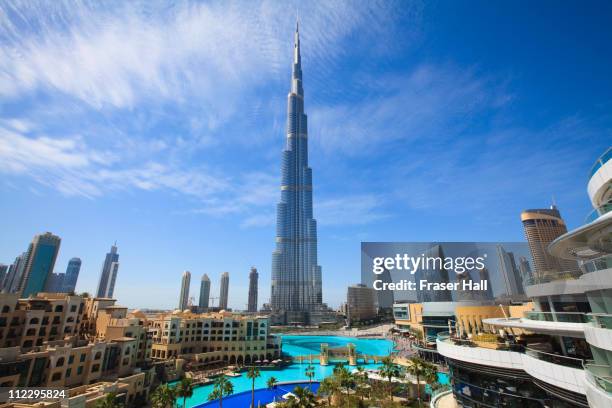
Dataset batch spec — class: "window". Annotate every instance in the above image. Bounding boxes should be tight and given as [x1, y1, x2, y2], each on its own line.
[56, 357, 65, 367]
[92, 364, 100, 373]
[1, 306, 10, 313]
[68, 355, 74, 364]
[77, 366, 83, 375]
[94, 352, 102, 360]
[70, 305, 77, 312]
[51, 372, 62, 381]
[80, 354, 86, 362]
[66, 368, 71, 377]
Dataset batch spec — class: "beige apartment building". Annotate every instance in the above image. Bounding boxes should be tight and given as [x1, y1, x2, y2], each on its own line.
[149, 310, 281, 365]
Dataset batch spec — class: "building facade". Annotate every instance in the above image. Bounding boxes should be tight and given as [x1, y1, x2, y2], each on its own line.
[199, 274, 210, 310]
[346, 284, 378, 324]
[63, 257, 82, 293]
[218, 272, 229, 310]
[18, 232, 62, 297]
[247, 267, 258, 312]
[178, 271, 191, 310]
[95, 244, 120, 298]
[270, 23, 323, 325]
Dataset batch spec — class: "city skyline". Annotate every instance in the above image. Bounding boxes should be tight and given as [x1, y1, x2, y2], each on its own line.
[1, 1, 611, 309]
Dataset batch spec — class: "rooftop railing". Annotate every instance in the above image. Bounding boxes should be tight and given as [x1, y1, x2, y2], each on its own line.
[524, 347, 585, 369]
[523, 311, 593, 324]
[589, 313, 612, 329]
[581, 254, 612, 274]
[584, 202, 612, 224]
[588, 146, 612, 179]
[523, 269, 583, 286]
[436, 331, 525, 352]
[584, 363, 612, 393]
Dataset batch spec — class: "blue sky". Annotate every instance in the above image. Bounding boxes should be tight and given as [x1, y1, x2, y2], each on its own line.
[0, 0, 610, 310]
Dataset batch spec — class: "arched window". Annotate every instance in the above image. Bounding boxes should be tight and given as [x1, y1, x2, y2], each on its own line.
[29, 318, 39, 325]
[54, 305, 63, 312]
[1, 306, 10, 313]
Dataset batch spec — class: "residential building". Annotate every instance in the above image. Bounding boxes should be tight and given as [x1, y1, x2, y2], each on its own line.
[247, 267, 258, 312]
[270, 23, 324, 325]
[218, 272, 229, 310]
[148, 310, 281, 366]
[199, 274, 210, 311]
[95, 244, 119, 298]
[178, 271, 191, 311]
[346, 284, 377, 324]
[18, 232, 61, 297]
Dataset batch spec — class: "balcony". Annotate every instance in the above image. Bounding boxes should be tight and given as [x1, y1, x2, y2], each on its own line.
[585, 313, 612, 352]
[585, 363, 612, 393]
[524, 311, 592, 323]
[523, 269, 583, 287]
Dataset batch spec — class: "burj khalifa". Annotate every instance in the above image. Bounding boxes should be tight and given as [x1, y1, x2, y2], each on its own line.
[270, 23, 323, 324]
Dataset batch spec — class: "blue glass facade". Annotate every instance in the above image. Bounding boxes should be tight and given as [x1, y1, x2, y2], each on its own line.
[270, 24, 323, 323]
[20, 233, 61, 297]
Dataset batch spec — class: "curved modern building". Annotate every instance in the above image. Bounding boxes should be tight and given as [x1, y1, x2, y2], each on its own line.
[436, 147, 612, 408]
[270, 23, 323, 324]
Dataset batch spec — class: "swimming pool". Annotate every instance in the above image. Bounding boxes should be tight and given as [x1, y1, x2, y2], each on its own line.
[196, 382, 320, 408]
[180, 335, 394, 407]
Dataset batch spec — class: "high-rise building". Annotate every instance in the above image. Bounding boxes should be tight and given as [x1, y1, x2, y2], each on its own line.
[45, 272, 65, 292]
[346, 284, 378, 324]
[178, 271, 191, 310]
[496, 245, 525, 297]
[2, 254, 26, 293]
[414, 244, 452, 303]
[521, 206, 579, 278]
[95, 244, 120, 298]
[270, 23, 323, 324]
[199, 274, 211, 310]
[0, 264, 7, 289]
[18, 232, 61, 297]
[219, 272, 229, 310]
[517, 256, 532, 284]
[63, 257, 81, 293]
[247, 267, 258, 312]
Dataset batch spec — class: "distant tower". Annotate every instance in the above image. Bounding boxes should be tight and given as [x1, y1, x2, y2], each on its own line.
[247, 267, 259, 312]
[219, 272, 229, 310]
[521, 206, 579, 277]
[178, 271, 191, 310]
[496, 245, 524, 297]
[18, 232, 61, 297]
[3, 253, 27, 293]
[0, 264, 7, 289]
[199, 274, 211, 310]
[63, 257, 81, 293]
[96, 244, 120, 298]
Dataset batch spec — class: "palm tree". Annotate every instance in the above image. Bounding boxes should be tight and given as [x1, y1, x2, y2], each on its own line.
[332, 364, 354, 408]
[283, 386, 317, 408]
[405, 357, 438, 407]
[305, 365, 315, 388]
[317, 377, 339, 407]
[379, 356, 400, 401]
[208, 375, 234, 408]
[151, 384, 176, 408]
[175, 378, 194, 408]
[267, 376, 278, 401]
[246, 366, 261, 408]
[354, 366, 369, 402]
[95, 392, 122, 408]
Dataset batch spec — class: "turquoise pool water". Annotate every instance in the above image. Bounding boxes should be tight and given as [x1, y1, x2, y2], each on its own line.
[181, 335, 394, 407]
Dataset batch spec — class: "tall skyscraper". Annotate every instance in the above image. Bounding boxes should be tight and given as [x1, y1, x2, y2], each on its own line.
[219, 272, 229, 310]
[178, 271, 191, 310]
[45, 272, 64, 292]
[63, 257, 81, 293]
[247, 267, 258, 312]
[2, 253, 26, 293]
[521, 206, 579, 276]
[199, 274, 211, 310]
[415, 245, 452, 302]
[270, 23, 323, 324]
[496, 245, 525, 297]
[96, 244, 120, 298]
[18, 232, 61, 297]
